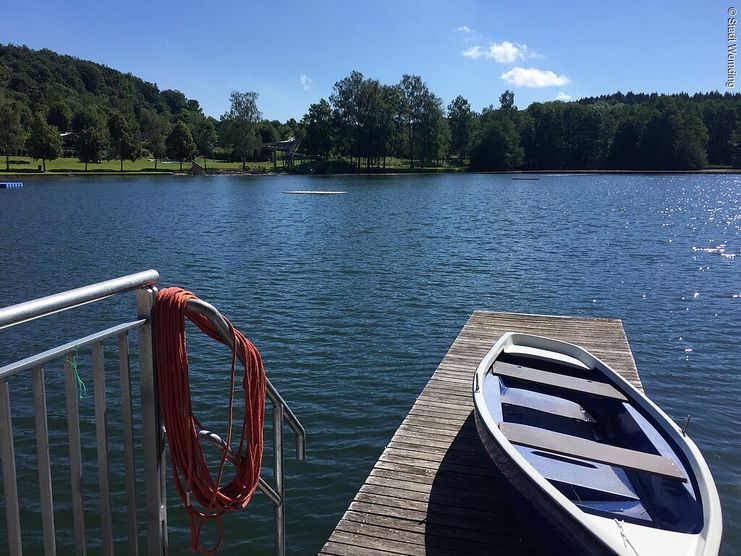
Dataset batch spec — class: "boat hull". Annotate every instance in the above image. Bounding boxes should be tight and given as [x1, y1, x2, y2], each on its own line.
[474, 406, 618, 556]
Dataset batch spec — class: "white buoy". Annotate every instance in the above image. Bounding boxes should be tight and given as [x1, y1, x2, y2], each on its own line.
[283, 191, 346, 195]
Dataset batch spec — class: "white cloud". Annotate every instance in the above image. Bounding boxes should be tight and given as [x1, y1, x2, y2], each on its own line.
[456, 25, 480, 42]
[556, 91, 572, 101]
[500, 67, 570, 87]
[462, 41, 536, 63]
[488, 41, 527, 63]
[463, 45, 485, 59]
[299, 73, 312, 90]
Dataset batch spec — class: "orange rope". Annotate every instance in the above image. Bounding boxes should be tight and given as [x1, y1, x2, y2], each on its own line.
[153, 287, 266, 554]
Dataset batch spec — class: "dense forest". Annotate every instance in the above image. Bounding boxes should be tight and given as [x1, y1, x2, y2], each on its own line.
[0, 45, 299, 171]
[1, 44, 740, 172]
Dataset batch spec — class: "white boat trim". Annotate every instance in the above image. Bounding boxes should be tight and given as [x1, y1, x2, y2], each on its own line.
[503, 343, 590, 370]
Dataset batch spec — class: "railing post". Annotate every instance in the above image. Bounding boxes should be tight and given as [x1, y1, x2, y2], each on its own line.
[137, 287, 167, 556]
[31, 365, 56, 556]
[0, 379, 22, 556]
[119, 332, 140, 556]
[64, 355, 87, 555]
[273, 401, 285, 556]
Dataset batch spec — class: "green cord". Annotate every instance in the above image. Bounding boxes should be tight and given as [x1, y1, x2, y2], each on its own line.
[66, 350, 86, 399]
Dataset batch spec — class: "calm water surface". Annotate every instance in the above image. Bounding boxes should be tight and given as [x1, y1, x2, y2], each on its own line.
[0, 173, 739, 554]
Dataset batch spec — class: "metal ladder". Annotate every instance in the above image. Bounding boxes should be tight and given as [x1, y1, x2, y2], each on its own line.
[0, 270, 305, 555]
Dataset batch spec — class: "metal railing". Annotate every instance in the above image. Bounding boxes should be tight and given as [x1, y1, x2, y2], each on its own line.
[184, 297, 306, 556]
[0, 270, 305, 555]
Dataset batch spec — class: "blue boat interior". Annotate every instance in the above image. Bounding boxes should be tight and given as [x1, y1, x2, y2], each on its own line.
[482, 351, 704, 534]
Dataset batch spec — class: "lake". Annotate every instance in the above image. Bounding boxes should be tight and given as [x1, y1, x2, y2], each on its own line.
[0, 173, 739, 554]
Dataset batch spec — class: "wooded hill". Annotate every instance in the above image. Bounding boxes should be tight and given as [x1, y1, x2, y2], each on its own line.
[1, 43, 740, 172]
[0, 44, 297, 170]
[0, 44, 202, 124]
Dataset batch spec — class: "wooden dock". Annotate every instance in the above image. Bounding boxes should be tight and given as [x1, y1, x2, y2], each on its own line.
[319, 311, 642, 556]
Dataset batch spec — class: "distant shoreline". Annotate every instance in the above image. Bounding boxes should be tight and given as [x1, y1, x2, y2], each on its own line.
[3, 168, 740, 179]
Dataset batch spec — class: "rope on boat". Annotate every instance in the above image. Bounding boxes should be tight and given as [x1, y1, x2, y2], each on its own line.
[154, 287, 266, 554]
[614, 519, 640, 556]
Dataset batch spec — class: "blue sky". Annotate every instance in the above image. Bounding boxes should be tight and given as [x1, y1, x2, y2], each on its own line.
[0, 0, 725, 121]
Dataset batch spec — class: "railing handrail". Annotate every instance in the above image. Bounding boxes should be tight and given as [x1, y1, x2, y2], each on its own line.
[0, 269, 160, 331]
[0, 319, 146, 381]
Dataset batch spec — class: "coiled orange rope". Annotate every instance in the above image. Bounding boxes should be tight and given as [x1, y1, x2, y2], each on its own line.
[153, 287, 266, 554]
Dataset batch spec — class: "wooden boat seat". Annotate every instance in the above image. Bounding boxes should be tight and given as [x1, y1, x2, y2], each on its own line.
[501, 388, 596, 423]
[499, 422, 686, 481]
[493, 361, 628, 402]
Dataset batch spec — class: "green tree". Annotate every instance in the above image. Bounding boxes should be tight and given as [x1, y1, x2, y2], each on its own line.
[470, 112, 524, 170]
[302, 98, 333, 159]
[729, 129, 741, 168]
[606, 113, 643, 169]
[166, 121, 196, 171]
[329, 73, 401, 169]
[381, 84, 405, 168]
[71, 108, 102, 133]
[219, 91, 262, 170]
[638, 101, 708, 169]
[78, 62, 102, 93]
[256, 120, 280, 162]
[400, 74, 426, 168]
[330, 71, 365, 167]
[524, 102, 567, 169]
[0, 62, 9, 88]
[257, 120, 280, 144]
[107, 112, 141, 171]
[0, 99, 26, 171]
[191, 116, 217, 169]
[47, 102, 72, 131]
[417, 90, 448, 165]
[703, 102, 738, 165]
[448, 95, 474, 160]
[499, 90, 516, 111]
[397, 75, 445, 167]
[27, 115, 62, 172]
[562, 103, 613, 169]
[356, 77, 388, 168]
[150, 134, 167, 169]
[138, 108, 170, 169]
[283, 118, 305, 141]
[75, 126, 107, 170]
[161, 89, 188, 115]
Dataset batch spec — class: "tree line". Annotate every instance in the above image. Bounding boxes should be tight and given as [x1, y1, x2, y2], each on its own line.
[2, 44, 741, 172]
[300, 81, 740, 171]
[0, 44, 296, 171]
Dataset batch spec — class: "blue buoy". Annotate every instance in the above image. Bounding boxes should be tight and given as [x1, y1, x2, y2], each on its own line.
[0, 182, 23, 189]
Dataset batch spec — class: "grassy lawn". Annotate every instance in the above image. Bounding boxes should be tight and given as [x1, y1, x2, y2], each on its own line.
[299, 156, 466, 173]
[0, 155, 464, 175]
[0, 156, 277, 174]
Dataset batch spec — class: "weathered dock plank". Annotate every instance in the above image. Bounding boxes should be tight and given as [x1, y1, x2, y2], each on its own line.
[319, 311, 641, 555]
